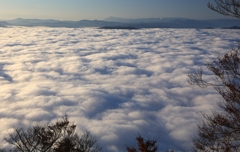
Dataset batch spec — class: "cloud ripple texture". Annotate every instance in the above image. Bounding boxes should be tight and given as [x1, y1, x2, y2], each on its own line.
[0, 27, 239, 151]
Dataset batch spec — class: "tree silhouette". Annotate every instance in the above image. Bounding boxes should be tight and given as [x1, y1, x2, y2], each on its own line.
[2, 115, 102, 152]
[208, 0, 240, 18]
[189, 44, 240, 151]
[188, 1, 240, 151]
[126, 134, 158, 152]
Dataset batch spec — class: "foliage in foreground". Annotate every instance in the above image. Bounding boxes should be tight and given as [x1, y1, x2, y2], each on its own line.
[1, 115, 102, 152]
[126, 134, 158, 152]
[208, 0, 240, 19]
[189, 43, 240, 151]
[125, 134, 176, 152]
[188, 0, 240, 151]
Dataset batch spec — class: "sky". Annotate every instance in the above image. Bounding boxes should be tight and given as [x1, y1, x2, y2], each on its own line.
[0, 27, 240, 151]
[0, 0, 234, 20]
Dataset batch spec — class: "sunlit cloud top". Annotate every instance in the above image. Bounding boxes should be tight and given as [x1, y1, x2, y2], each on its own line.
[0, 27, 240, 151]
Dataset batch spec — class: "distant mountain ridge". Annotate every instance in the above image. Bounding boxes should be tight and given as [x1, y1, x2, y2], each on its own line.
[0, 21, 10, 27]
[1, 17, 240, 29]
[103, 16, 188, 23]
[2, 18, 125, 28]
[104, 17, 240, 28]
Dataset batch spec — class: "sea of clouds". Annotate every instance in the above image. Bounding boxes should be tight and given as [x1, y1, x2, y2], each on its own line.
[0, 27, 239, 151]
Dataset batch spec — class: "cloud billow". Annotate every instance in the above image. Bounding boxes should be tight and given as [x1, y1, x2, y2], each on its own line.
[0, 27, 239, 151]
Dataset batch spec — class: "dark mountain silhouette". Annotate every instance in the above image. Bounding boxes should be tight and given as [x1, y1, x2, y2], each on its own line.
[222, 26, 240, 29]
[1, 17, 240, 28]
[104, 17, 240, 28]
[99, 26, 138, 30]
[0, 21, 10, 27]
[4, 18, 125, 28]
[103, 16, 162, 23]
[0, 21, 10, 25]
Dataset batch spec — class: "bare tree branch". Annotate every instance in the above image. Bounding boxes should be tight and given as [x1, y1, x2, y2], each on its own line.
[2, 115, 102, 152]
[189, 43, 240, 151]
[208, 0, 240, 18]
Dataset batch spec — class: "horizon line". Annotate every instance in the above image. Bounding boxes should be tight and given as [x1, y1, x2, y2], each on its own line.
[0, 16, 237, 22]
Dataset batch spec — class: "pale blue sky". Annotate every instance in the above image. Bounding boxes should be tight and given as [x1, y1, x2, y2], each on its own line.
[0, 0, 232, 20]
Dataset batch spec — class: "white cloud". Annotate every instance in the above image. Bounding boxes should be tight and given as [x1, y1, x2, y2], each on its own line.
[0, 27, 239, 151]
